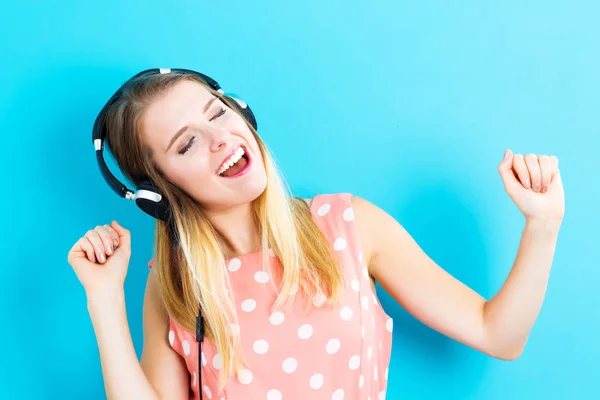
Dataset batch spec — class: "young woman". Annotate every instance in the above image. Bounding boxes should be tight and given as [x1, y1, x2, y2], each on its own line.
[67, 68, 564, 400]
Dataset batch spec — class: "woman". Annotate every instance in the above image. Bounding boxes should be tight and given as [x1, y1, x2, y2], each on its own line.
[67, 68, 564, 400]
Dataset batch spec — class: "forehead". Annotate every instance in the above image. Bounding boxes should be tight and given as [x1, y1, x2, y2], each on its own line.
[140, 79, 212, 145]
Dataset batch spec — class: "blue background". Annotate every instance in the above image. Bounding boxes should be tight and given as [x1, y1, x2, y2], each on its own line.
[1, 0, 598, 399]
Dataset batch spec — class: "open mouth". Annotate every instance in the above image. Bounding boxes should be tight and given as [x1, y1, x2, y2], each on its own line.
[217, 145, 252, 178]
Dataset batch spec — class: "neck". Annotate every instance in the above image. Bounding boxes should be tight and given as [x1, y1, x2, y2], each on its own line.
[203, 202, 261, 258]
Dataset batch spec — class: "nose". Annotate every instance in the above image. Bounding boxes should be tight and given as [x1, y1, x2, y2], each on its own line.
[206, 126, 231, 153]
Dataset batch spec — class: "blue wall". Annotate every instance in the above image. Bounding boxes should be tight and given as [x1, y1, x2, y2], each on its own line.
[1, 1, 598, 398]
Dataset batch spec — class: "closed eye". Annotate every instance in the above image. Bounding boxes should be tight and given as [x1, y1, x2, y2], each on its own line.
[209, 107, 226, 122]
[178, 107, 227, 155]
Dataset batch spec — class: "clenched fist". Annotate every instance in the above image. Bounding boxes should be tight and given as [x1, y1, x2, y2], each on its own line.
[67, 220, 132, 297]
[498, 149, 564, 222]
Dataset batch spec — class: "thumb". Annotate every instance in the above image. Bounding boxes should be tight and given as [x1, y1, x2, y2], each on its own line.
[111, 220, 131, 249]
[497, 149, 516, 184]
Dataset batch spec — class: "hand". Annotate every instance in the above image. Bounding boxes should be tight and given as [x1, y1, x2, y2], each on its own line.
[67, 220, 132, 297]
[498, 149, 564, 223]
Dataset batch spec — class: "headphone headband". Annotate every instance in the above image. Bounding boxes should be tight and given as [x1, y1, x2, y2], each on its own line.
[92, 67, 257, 221]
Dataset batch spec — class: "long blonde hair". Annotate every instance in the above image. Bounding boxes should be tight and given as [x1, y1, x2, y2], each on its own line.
[103, 71, 344, 389]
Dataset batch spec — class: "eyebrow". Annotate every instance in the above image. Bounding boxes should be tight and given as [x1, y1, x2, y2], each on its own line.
[165, 96, 218, 152]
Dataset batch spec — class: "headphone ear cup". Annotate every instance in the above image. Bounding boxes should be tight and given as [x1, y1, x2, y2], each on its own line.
[134, 180, 171, 222]
[224, 94, 257, 131]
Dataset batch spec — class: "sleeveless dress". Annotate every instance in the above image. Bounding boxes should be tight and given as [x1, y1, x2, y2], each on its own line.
[148, 193, 394, 399]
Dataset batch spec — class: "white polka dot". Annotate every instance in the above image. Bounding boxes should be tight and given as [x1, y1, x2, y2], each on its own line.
[359, 375, 364, 388]
[326, 338, 341, 354]
[201, 351, 207, 366]
[192, 372, 196, 387]
[230, 323, 240, 335]
[332, 388, 345, 400]
[227, 258, 241, 272]
[361, 295, 369, 310]
[386, 318, 393, 332]
[238, 369, 253, 384]
[182, 340, 190, 356]
[270, 311, 285, 325]
[362, 266, 369, 280]
[298, 324, 313, 339]
[374, 366, 378, 380]
[367, 346, 373, 360]
[241, 299, 256, 312]
[349, 355, 360, 370]
[385, 367, 389, 380]
[379, 391, 386, 400]
[203, 385, 212, 399]
[253, 339, 270, 355]
[282, 357, 297, 373]
[310, 373, 324, 389]
[372, 293, 379, 306]
[340, 307, 353, 321]
[312, 292, 327, 307]
[343, 207, 355, 221]
[168, 330, 174, 346]
[213, 353, 222, 369]
[333, 237, 347, 251]
[254, 271, 270, 283]
[351, 279, 360, 292]
[267, 389, 282, 400]
[268, 247, 276, 257]
[317, 203, 331, 216]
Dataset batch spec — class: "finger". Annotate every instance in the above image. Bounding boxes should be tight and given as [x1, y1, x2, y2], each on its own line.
[538, 155, 552, 193]
[84, 230, 107, 263]
[79, 237, 97, 263]
[103, 224, 120, 248]
[497, 149, 514, 179]
[512, 154, 531, 189]
[95, 225, 115, 256]
[111, 220, 131, 250]
[525, 153, 542, 192]
[550, 155, 559, 181]
[68, 238, 96, 264]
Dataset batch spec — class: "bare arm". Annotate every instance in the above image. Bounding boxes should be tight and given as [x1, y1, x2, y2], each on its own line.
[87, 269, 189, 400]
[88, 288, 160, 400]
[69, 221, 189, 400]
[140, 269, 190, 399]
[353, 195, 559, 360]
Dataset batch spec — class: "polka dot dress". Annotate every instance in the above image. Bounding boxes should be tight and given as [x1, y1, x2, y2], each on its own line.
[148, 193, 393, 399]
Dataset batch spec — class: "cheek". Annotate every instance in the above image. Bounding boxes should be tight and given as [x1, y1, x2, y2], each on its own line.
[171, 157, 214, 186]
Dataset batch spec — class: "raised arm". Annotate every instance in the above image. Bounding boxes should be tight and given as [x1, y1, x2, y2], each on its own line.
[68, 221, 189, 400]
[353, 150, 563, 360]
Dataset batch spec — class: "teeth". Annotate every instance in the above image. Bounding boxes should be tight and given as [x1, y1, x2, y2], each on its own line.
[218, 147, 245, 175]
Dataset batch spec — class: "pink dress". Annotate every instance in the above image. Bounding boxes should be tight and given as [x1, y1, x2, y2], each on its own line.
[148, 193, 393, 399]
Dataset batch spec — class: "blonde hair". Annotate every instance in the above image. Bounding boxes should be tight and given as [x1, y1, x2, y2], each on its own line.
[103, 71, 344, 389]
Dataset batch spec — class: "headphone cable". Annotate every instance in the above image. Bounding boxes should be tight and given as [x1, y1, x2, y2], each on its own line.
[196, 303, 205, 400]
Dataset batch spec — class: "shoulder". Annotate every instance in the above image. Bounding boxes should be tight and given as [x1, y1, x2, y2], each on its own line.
[349, 194, 407, 270]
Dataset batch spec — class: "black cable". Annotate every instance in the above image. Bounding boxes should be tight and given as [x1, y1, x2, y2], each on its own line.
[196, 303, 205, 400]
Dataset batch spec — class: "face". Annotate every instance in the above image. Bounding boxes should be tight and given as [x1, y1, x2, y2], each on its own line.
[140, 79, 267, 211]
